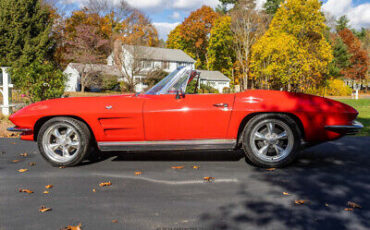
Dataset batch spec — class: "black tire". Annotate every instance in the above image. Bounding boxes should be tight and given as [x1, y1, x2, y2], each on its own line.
[37, 117, 92, 167]
[242, 114, 301, 168]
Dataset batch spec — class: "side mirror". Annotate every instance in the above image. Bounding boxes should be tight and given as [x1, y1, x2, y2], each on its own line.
[175, 90, 185, 99]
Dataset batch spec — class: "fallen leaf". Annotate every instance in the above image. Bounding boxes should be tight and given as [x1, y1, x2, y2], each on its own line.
[99, 181, 112, 187]
[19, 189, 33, 194]
[344, 208, 353, 211]
[193, 166, 200, 169]
[294, 200, 307, 205]
[266, 168, 276, 171]
[61, 223, 82, 230]
[325, 203, 329, 207]
[92, 189, 96, 192]
[45, 185, 53, 189]
[39, 206, 52, 213]
[12, 160, 20, 163]
[112, 219, 118, 223]
[59, 166, 66, 169]
[18, 169, 28, 173]
[283, 192, 290, 195]
[28, 162, 36, 166]
[347, 201, 362, 209]
[43, 191, 49, 194]
[171, 166, 184, 169]
[11, 142, 16, 144]
[204, 177, 215, 182]
[135, 171, 142, 175]
[20, 153, 28, 157]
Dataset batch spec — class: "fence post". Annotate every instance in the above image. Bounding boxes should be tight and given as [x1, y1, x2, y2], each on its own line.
[0, 67, 13, 116]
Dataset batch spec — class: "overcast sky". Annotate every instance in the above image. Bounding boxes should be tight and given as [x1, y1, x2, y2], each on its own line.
[62, 0, 370, 40]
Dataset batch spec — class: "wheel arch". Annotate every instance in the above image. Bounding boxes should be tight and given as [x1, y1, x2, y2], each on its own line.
[236, 112, 305, 147]
[33, 116, 96, 143]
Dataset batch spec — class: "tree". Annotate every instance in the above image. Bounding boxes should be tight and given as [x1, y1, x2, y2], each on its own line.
[329, 36, 351, 77]
[11, 61, 65, 102]
[338, 28, 369, 84]
[64, 24, 111, 92]
[336, 15, 350, 32]
[264, 0, 284, 15]
[249, 0, 333, 92]
[166, 6, 219, 69]
[0, 0, 54, 67]
[231, 0, 269, 90]
[207, 16, 235, 80]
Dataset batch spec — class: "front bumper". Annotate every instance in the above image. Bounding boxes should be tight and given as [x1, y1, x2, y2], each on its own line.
[7, 127, 32, 133]
[325, 120, 363, 135]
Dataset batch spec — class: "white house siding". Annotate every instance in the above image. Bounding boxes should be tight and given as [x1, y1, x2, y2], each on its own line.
[64, 65, 80, 92]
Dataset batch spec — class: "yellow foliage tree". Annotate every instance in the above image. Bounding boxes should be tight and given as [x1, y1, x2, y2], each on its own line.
[249, 0, 333, 92]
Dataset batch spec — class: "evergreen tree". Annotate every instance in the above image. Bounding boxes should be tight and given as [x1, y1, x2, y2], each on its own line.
[264, 0, 284, 15]
[336, 15, 350, 32]
[329, 37, 351, 77]
[0, 0, 54, 67]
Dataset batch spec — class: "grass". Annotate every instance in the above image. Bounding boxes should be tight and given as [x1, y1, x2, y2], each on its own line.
[336, 99, 370, 136]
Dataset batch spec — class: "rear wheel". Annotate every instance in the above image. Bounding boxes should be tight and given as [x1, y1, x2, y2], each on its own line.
[37, 117, 92, 167]
[242, 114, 301, 168]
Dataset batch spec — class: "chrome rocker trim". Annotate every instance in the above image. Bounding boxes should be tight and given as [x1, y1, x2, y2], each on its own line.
[98, 139, 237, 152]
[7, 126, 32, 132]
[325, 120, 363, 135]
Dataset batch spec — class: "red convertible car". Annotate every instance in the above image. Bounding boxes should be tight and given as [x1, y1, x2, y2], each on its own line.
[8, 66, 363, 168]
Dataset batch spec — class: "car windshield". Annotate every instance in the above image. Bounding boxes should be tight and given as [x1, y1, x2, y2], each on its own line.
[145, 67, 191, 95]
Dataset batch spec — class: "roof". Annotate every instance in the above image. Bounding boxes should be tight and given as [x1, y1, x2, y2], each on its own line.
[198, 70, 230, 82]
[67, 63, 123, 77]
[123, 45, 196, 63]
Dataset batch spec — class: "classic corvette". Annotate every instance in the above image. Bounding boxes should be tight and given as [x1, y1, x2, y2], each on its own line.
[8, 66, 363, 168]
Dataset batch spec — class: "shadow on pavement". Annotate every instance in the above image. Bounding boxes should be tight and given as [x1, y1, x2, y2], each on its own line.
[199, 137, 370, 230]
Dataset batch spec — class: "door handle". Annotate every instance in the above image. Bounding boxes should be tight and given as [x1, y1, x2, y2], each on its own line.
[213, 103, 228, 108]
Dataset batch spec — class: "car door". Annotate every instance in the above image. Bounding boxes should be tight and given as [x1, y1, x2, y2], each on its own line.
[142, 93, 235, 141]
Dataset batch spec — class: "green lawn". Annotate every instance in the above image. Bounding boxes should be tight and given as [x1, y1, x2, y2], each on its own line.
[336, 99, 370, 136]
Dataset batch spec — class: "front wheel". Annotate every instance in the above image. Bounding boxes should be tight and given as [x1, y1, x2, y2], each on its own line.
[37, 117, 92, 167]
[242, 114, 301, 168]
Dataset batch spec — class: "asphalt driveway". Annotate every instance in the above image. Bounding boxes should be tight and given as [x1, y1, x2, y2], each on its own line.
[0, 136, 369, 230]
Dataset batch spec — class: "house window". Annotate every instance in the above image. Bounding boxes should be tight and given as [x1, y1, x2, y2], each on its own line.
[141, 60, 152, 69]
[162, 61, 169, 69]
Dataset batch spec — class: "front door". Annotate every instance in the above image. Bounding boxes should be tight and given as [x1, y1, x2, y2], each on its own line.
[142, 93, 235, 141]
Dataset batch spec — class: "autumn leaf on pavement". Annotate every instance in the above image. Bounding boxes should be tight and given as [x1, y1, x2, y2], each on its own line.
[19, 189, 33, 194]
[59, 166, 66, 169]
[39, 206, 52, 213]
[99, 181, 112, 187]
[18, 169, 28, 173]
[171, 166, 184, 169]
[294, 200, 308, 205]
[29, 162, 36, 166]
[43, 191, 49, 194]
[12, 160, 19, 163]
[347, 201, 362, 209]
[193, 166, 200, 169]
[135, 171, 142, 175]
[45, 184, 53, 189]
[20, 153, 28, 157]
[112, 219, 118, 223]
[61, 223, 82, 230]
[344, 208, 354, 211]
[92, 189, 96, 192]
[204, 177, 215, 182]
[282, 192, 290, 195]
[266, 168, 276, 171]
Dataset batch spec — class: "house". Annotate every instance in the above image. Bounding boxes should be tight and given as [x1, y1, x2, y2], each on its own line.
[64, 63, 123, 92]
[64, 45, 230, 93]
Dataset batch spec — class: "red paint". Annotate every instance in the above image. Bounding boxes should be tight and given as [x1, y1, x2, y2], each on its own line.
[9, 90, 358, 144]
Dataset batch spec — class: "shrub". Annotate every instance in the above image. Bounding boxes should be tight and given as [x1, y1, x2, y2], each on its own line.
[306, 79, 352, 96]
[11, 61, 65, 102]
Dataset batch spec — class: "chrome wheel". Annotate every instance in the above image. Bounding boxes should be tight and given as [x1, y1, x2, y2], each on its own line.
[249, 120, 294, 163]
[42, 123, 81, 163]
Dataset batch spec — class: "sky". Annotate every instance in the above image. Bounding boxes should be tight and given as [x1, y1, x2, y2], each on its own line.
[61, 0, 370, 40]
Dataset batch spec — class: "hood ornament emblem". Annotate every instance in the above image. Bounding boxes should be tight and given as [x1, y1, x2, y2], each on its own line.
[105, 105, 113, 110]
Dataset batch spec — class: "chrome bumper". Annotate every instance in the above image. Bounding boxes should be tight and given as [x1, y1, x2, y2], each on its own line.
[7, 127, 32, 132]
[325, 121, 363, 135]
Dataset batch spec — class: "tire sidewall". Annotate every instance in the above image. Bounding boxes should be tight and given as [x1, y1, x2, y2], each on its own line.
[242, 114, 301, 168]
[37, 117, 91, 167]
